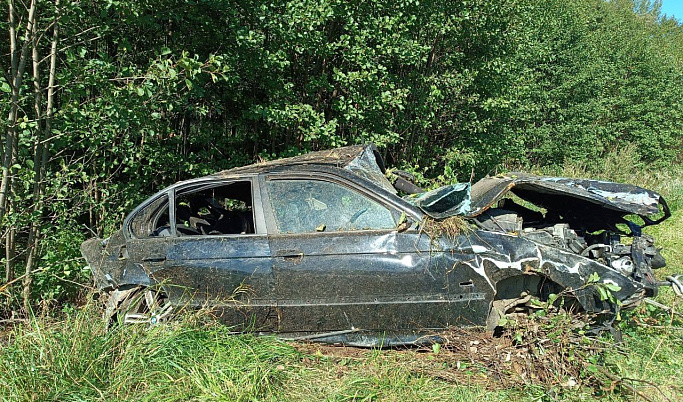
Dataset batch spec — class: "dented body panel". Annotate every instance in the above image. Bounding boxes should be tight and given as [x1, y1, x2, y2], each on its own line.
[270, 230, 490, 332]
[81, 145, 670, 345]
[468, 173, 670, 229]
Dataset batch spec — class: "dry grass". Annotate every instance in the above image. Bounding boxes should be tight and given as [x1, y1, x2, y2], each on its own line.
[421, 216, 471, 241]
[289, 312, 611, 400]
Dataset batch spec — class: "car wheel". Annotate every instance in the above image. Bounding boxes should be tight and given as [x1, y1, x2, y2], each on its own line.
[106, 286, 174, 325]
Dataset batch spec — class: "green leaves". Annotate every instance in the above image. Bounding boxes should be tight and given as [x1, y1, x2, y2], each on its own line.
[586, 272, 601, 284]
[596, 286, 610, 302]
[603, 283, 622, 293]
[432, 342, 441, 354]
[585, 272, 622, 308]
[507, 0, 683, 169]
[0, 78, 10, 93]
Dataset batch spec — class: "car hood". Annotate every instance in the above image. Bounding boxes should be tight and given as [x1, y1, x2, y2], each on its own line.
[411, 172, 670, 229]
[466, 172, 670, 227]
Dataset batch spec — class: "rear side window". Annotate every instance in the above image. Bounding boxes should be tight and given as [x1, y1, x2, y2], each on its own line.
[266, 179, 396, 234]
[129, 194, 170, 238]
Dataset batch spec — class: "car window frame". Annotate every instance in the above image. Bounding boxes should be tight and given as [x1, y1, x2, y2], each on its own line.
[124, 175, 266, 239]
[260, 172, 414, 235]
[125, 192, 170, 239]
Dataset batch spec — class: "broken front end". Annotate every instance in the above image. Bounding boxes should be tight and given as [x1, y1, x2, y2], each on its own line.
[460, 173, 672, 314]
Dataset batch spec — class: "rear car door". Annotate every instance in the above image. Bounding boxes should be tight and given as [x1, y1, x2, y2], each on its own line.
[125, 177, 276, 331]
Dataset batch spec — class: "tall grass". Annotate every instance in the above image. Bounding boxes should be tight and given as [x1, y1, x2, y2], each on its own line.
[0, 302, 299, 401]
[0, 301, 519, 401]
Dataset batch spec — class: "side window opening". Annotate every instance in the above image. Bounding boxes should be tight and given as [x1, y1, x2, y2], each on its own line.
[174, 181, 255, 236]
[130, 194, 170, 238]
[266, 179, 396, 234]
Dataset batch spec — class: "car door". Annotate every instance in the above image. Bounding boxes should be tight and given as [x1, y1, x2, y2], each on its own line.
[262, 174, 483, 333]
[126, 177, 277, 331]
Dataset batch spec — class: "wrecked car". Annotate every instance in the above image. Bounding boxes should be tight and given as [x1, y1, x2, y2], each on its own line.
[81, 144, 675, 346]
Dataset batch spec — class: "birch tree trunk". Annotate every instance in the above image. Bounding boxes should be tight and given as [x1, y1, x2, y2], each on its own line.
[22, 0, 60, 312]
[1, 0, 37, 224]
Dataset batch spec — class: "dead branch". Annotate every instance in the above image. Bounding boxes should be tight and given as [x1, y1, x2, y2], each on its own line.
[596, 366, 658, 402]
[644, 298, 683, 318]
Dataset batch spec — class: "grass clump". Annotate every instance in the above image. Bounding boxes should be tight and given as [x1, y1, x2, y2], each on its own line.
[0, 302, 517, 401]
[421, 216, 471, 242]
[2, 290, 682, 401]
[0, 301, 299, 401]
[601, 304, 683, 401]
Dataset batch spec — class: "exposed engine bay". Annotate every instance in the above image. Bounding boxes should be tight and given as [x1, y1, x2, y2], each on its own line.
[474, 198, 665, 297]
[455, 171, 675, 302]
[398, 170, 672, 300]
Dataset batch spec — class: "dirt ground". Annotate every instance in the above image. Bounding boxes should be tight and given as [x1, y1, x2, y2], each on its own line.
[292, 314, 602, 391]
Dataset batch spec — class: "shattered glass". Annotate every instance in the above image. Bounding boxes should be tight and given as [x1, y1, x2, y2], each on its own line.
[267, 179, 396, 234]
[404, 183, 472, 219]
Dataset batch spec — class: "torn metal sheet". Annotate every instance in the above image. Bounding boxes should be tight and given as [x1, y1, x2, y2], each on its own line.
[404, 183, 471, 219]
[344, 145, 397, 194]
[81, 144, 676, 347]
[468, 172, 670, 228]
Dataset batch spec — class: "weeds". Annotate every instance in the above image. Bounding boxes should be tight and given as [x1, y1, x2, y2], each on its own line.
[5, 298, 680, 401]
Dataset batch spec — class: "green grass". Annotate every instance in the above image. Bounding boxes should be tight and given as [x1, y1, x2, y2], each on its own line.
[605, 307, 683, 401]
[0, 304, 517, 401]
[4, 300, 680, 401]
[0, 305, 298, 401]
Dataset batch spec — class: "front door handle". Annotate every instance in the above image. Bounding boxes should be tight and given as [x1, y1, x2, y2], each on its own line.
[142, 255, 166, 262]
[275, 249, 304, 262]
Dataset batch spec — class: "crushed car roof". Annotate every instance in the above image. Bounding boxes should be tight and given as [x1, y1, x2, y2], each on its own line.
[214, 144, 381, 174]
[212, 144, 397, 194]
[208, 145, 670, 228]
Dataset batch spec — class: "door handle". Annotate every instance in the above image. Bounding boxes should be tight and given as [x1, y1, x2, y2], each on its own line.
[275, 249, 304, 261]
[142, 255, 166, 262]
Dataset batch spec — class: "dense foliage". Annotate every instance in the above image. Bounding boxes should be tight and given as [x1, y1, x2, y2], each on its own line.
[1, 0, 682, 310]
